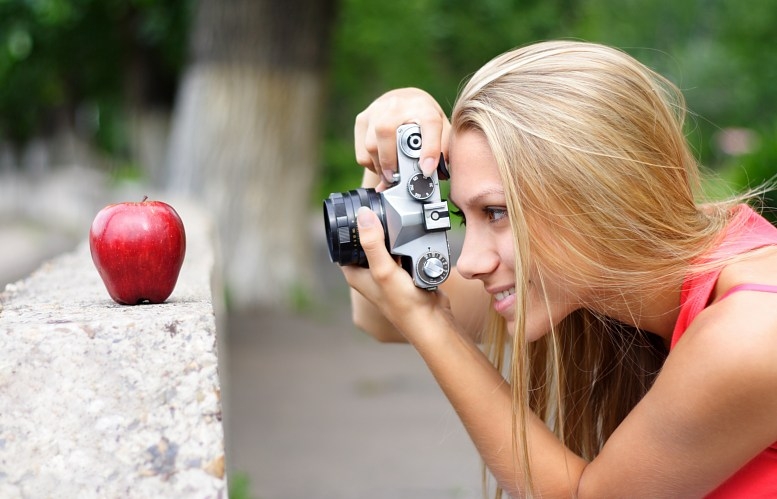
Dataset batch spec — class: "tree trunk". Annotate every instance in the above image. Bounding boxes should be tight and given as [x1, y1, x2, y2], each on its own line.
[166, 0, 336, 309]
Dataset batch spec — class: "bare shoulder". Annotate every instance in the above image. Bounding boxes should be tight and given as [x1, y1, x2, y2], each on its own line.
[584, 283, 777, 495]
[559, 247, 777, 495]
[692, 243, 777, 352]
[715, 244, 777, 295]
[678, 249, 777, 399]
[689, 242, 777, 355]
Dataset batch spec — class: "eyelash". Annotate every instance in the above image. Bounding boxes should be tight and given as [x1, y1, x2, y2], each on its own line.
[449, 206, 508, 226]
[486, 207, 508, 223]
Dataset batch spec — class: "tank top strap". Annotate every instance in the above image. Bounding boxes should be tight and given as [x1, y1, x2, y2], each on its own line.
[719, 283, 777, 301]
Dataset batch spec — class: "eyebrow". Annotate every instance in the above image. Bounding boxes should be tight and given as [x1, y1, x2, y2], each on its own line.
[449, 186, 506, 209]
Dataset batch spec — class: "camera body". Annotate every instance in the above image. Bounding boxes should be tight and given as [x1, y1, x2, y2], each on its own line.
[324, 124, 452, 290]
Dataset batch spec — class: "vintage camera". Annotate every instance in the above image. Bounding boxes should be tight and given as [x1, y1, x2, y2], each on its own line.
[323, 124, 452, 290]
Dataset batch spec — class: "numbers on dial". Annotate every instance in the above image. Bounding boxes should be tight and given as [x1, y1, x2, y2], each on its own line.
[407, 173, 435, 200]
[416, 251, 450, 286]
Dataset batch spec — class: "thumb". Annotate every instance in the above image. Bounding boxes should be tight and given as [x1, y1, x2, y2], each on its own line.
[357, 206, 383, 247]
[356, 206, 391, 266]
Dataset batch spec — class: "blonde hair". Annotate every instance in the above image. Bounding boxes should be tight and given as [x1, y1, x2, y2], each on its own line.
[451, 40, 743, 497]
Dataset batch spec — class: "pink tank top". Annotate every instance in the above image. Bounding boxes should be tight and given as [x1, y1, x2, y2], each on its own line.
[671, 204, 777, 498]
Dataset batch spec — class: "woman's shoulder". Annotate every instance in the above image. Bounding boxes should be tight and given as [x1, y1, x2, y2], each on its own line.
[645, 285, 777, 497]
[713, 244, 777, 303]
[670, 277, 777, 438]
[685, 245, 777, 364]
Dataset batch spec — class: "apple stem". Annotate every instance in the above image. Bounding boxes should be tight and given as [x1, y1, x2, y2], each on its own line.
[141, 195, 148, 202]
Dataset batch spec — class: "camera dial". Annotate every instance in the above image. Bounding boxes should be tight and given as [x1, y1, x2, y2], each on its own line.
[407, 173, 435, 200]
[399, 126, 423, 159]
[323, 124, 451, 290]
[416, 251, 449, 287]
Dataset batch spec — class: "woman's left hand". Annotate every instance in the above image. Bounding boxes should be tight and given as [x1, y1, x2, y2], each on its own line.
[341, 206, 454, 344]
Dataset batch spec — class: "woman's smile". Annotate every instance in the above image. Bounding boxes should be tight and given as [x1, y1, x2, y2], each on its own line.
[492, 286, 516, 316]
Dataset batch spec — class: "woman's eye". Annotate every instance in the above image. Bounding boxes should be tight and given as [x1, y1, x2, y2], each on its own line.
[485, 207, 508, 223]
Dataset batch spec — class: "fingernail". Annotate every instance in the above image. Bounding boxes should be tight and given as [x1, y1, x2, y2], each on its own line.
[382, 169, 396, 184]
[357, 206, 375, 227]
[420, 157, 436, 177]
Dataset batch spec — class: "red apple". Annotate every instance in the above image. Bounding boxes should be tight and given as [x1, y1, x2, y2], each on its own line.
[89, 197, 186, 305]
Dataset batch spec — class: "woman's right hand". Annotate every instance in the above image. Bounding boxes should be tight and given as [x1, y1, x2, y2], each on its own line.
[354, 88, 451, 189]
[348, 88, 489, 344]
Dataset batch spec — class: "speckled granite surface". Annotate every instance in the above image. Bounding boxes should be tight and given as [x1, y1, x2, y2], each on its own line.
[0, 201, 226, 498]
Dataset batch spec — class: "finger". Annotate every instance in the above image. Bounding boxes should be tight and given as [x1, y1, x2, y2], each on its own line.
[354, 110, 375, 170]
[373, 119, 400, 182]
[356, 91, 405, 181]
[363, 122, 395, 184]
[416, 109, 448, 177]
[355, 88, 448, 182]
[341, 265, 380, 301]
[371, 91, 426, 181]
[358, 168, 390, 193]
[356, 206, 404, 286]
[361, 169, 382, 189]
[440, 119, 452, 163]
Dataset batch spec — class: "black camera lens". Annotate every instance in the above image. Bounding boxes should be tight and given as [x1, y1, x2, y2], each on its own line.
[323, 188, 387, 267]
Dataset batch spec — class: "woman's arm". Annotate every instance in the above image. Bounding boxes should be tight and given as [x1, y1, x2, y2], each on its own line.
[347, 206, 777, 497]
[345, 206, 587, 495]
[350, 266, 490, 343]
[578, 293, 777, 496]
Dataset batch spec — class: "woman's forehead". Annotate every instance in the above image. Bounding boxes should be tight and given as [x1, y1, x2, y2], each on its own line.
[448, 130, 504, 207]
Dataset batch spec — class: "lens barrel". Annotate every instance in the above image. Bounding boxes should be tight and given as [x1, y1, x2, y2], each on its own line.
[323, 188, 386, 267]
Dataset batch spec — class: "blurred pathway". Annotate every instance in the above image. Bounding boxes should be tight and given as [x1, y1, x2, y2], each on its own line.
[223, 233, 482, 498]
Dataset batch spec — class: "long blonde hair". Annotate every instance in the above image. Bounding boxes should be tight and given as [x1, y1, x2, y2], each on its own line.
[451, 40, 741, 497]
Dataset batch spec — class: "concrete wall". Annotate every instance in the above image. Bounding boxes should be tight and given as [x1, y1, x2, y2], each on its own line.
[0, 200, 226, 498]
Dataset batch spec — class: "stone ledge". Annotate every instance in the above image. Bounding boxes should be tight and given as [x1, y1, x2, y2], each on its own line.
[0, 200, 226, 498]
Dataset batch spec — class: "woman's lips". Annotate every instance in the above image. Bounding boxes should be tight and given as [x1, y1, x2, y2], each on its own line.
[493, 286, 516, 316]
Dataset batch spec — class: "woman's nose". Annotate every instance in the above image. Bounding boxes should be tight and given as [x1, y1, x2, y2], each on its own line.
[456, 229, 498, 281]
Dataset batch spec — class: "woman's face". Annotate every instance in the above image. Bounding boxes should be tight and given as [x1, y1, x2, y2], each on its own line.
[448, 129, 582, 341]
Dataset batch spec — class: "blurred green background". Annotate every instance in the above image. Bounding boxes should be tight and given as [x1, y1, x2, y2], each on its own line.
[325, 0, 777, 206]
[4, 3, 777, 496]
[3, 0, 777, 310]
[2, 0, 776, 198]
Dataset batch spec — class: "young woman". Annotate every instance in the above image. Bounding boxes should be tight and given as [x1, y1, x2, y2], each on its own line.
[342, 40, 777, 498]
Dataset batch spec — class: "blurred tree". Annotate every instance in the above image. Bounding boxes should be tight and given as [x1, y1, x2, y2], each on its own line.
[166, 0, 337, 309]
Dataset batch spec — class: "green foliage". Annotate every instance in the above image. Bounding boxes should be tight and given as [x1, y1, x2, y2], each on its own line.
[721, 122, 777, 222]
[320, 0, 777, 203]
[3, 0, 777, 208]
[108, 160, 145, 185]
[228, 471, 254, 499]
[288, 280, 315, 313]
[0, 0, 192, 153]
[320, 0, 587, 198]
